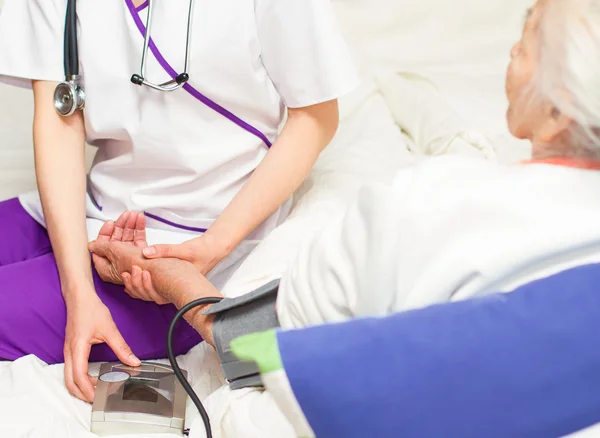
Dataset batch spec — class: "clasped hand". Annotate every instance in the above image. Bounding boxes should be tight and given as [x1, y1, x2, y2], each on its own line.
[89, 211, 224, 304]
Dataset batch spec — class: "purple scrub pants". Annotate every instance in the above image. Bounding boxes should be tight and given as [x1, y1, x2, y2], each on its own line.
[0, 198, 202, 364]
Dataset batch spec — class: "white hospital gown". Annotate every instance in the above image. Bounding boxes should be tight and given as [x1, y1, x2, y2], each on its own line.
[277, 155, 600, 328]
[0, 0, 359, 287]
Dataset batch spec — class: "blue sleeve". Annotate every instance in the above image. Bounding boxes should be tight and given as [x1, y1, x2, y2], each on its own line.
[277, 264, 600, 438]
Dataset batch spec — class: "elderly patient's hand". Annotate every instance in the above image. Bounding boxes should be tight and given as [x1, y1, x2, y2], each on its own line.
[97, 211, 176, 304]
[90, 212, 146, 284]
[89, 238, 144, 285]
[90, 238, 171, 305]
[91, 212, 164, 302]
[96, 211, 148, 249]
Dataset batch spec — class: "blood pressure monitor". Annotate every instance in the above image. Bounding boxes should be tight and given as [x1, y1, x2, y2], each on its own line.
[91, 362, 188, 436]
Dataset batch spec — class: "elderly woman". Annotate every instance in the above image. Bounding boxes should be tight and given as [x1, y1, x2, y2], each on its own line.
[90, 0, 600, 330]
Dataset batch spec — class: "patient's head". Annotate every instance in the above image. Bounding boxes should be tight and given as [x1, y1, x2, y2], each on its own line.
[506, 0, 600, 158]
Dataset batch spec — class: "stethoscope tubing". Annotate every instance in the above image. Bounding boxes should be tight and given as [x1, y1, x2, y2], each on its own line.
[55, 0, 195, 117]
[136, 0, 194, 91]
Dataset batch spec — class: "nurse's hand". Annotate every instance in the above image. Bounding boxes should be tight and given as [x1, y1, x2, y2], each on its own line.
[64, 294, 141, 403]
[141, 235, 223, 276]
[97, 211, 222, 300]
[125, 237, 222, 299]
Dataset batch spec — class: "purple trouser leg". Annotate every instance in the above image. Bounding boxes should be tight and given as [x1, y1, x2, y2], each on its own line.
[0, 198, 52, 266]
[0, 198, 202, 364]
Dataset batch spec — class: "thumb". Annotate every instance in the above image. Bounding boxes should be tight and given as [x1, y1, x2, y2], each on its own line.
[104, 325, 141, 367]
[142, 244, 184, 259]
[91, 253, 112, 277]
[89, 239, 110, 257]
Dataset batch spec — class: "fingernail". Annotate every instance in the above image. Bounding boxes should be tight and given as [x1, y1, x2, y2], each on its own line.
[132, 267, 138, 277]
[142, 271, 149, 280]
[130, 355, 141, 366]
[143, 247, 156, 256]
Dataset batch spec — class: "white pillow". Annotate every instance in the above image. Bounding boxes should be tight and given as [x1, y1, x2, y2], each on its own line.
[376, 71, 496, 159]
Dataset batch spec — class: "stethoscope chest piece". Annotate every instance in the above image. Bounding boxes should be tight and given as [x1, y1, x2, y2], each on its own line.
[56, 0, 84, 116]
[54, 78, 85, 117]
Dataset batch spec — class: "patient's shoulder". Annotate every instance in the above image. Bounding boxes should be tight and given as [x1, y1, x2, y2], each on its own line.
[392, 154, 600, 195]
[390, 155, 512, 198]
[397, 155, 507, 182]
[389, 154, 600, 228]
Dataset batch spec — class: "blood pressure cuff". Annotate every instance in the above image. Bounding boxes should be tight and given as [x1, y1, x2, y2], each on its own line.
[202, 280, 280, 389]
[230, 263, 600, 438]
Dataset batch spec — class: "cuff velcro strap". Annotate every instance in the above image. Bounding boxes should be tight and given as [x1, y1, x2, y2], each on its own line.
[204, 280, 280, 389]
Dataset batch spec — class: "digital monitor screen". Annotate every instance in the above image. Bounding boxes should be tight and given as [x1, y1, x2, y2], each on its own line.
[122, 378, 160, 403]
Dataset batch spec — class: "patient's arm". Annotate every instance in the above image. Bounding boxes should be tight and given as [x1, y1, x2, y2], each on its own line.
[89, 240, 222, 346]
[276, 175, 417, 329]
[144, 256, 221, 346]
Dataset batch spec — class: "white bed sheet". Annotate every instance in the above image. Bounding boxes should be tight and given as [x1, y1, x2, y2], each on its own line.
[2, 0, 595, 436]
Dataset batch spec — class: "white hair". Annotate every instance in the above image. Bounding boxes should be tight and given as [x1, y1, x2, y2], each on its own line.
[536, 0, 600, 155]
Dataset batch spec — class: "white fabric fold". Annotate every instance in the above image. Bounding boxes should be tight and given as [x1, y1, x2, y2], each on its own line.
[376, 71, 497, 160]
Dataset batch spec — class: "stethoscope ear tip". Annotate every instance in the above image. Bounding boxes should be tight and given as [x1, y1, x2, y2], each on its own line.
[175, 73, 189, 85]
[130, 74, 144, 86]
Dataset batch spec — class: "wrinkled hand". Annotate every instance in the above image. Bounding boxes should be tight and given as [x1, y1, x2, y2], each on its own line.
[64, 290, 140, 403]
[90, 238, 146, 284]
[90, 238, 170, 306]
[107, 210, 147, 248]
[91, 211, 171, 304]
[90, 211, 148, 285]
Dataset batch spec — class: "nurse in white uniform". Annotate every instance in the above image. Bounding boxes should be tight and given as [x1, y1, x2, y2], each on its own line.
[0, 0, 359, 403]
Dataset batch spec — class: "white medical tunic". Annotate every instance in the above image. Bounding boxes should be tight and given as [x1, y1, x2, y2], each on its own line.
[0, 0, 359, 286]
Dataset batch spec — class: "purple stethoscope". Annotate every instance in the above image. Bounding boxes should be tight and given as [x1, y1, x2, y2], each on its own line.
[54, 0, 194, 117]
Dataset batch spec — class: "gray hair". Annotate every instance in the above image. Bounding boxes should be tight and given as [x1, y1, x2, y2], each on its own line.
[536, 0, 600, 155]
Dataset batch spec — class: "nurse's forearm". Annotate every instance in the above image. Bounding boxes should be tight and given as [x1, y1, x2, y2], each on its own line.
[205, 99, 340, 254]
[32, 81, 92, 299]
